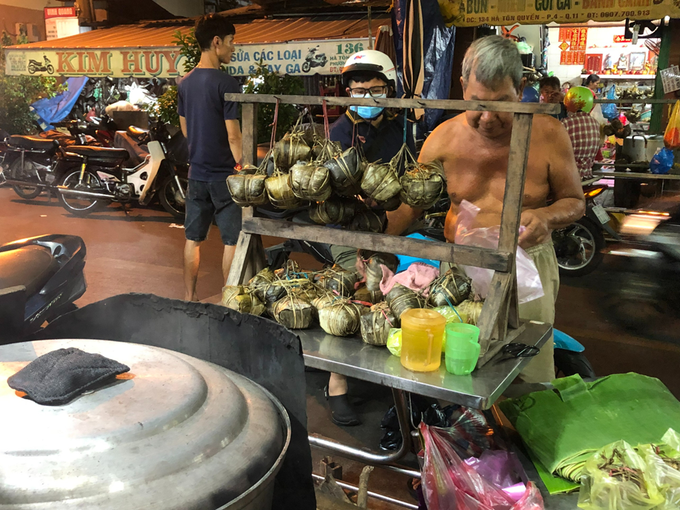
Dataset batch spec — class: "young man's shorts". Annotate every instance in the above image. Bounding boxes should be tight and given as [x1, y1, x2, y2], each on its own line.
[184, 179, 242, 245]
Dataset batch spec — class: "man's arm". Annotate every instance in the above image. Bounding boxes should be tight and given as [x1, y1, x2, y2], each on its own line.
[518, 119, 585, 248]
[226, 119, 243, 167]
[179, 116, 187, 138]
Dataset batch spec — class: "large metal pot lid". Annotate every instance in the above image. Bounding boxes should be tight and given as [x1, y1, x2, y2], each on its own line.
[0, 339, 290, 509]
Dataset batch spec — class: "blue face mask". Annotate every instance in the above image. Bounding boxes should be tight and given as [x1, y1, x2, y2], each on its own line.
[350, 93, 386, 120]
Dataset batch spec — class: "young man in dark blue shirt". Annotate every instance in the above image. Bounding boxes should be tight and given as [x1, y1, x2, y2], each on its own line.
[178, 14, 243, 301]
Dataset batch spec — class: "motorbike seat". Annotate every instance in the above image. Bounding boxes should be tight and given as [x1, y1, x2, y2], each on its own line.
[0, 246, 58, 297]
[67, 145, 130, 161]
[8, 135, 59, 151]
[127, 126, 149, 137]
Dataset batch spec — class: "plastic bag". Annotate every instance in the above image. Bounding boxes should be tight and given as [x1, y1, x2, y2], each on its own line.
[386, 328, 402, 356]
[601, 86, 618, 121]
[420, 423, 544, 510]
[454, 200, 544, 304]
[650, 147, 674, 175]
[639, 429, 680, 510]
[664, 101, 680, 150]
[578, 440, 664, 510]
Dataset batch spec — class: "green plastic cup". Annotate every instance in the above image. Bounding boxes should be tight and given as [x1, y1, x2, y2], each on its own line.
[445, 340, 481, 376]
[445, 323, 480, 348]
[445, 323, 481, 375]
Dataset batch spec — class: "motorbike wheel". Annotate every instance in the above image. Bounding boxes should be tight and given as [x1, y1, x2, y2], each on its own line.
[554, 348, 596, 379]
[9, 158, 42, 199]
[58, 169, 105, 216]
[159, 174, 188, 220]
[302, 62, 311, 73]
[47, 65, 55, 74]
[552, 217, 605, 277]
[28, 65, 36, 74]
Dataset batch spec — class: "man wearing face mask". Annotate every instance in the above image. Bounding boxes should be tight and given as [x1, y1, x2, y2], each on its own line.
[323, 50, 415, 426]
[387, 36, 585, 384]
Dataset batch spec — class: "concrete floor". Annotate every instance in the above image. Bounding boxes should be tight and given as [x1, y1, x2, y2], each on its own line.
[2, 185, 680, 508]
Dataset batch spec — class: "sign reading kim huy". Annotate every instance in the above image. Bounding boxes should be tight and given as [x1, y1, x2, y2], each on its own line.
[437, 0, 680, 27]
[4, 39, 367, 78]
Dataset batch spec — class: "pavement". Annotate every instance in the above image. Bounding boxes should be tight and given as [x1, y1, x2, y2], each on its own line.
[2, 185, 680, 508]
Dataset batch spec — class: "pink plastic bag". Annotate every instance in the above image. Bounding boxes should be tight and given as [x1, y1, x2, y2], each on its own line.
[420, 423, 545, 510]
[454, 200, 544, 304]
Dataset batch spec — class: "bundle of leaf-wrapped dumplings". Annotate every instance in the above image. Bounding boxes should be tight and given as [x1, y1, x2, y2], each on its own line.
[219, 256, 483, 349]
[228, 119, 447, 234]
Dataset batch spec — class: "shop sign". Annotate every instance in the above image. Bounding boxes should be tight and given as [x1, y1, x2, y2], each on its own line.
[438, 0, 680, 27]
[226, 39, 366, 77]
[613, 35, 632, 43]
[559, 27, 587, 66]
[44, 7, 79, 41]
[4, 39, 367, 77]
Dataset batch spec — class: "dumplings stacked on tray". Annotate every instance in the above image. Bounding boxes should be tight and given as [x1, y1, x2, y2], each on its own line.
[227, 125, 448, 234]
[220, 259, 483, 347]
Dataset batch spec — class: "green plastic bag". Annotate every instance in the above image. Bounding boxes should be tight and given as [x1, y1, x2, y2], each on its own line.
[578, 440, 664, 510]
[500, 374, 680, 483]
[387, 328, 402, 357]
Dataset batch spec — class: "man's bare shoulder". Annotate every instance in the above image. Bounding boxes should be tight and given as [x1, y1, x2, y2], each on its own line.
[420, 114, 467, 160]
[533, 113, 567, 134]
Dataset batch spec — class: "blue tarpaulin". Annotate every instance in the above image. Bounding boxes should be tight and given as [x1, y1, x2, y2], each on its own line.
[30, 77, 88, 130]
[393, 0, 455, 135]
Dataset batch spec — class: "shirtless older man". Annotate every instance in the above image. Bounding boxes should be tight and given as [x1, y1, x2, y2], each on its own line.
[387, 36, 585, 383]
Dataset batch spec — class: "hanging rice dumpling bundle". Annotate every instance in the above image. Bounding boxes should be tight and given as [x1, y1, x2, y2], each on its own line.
[274, 132, 311, 171]
[358, 250, 399, 292]
[457, 299, 484, 325]
[361, 161, 402, 203]
[314, 266, 358, 297]
[376, 194, 402, 211]
[221, 285, 265, 316]
[289, 161, 332, 201]
[400, 160, 446, 210]
[360, 302, 397, 346]
[239, 163, 259, 175]
[318, 300, 366, 337]
[272, 294, 315, 329]
[265, 172, 302, 209]
[226, 172, 268, 207]
[428, 268, 472, 307]
[386, 284, 426, 320]
[312, 138, 342, 162]
[324, 147, 363, 196]
[309, 197, 357, 225]
[248, 267, 277, 302]
[350, 208, 386, 233]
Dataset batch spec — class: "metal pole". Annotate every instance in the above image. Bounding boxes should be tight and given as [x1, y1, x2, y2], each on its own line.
[311, 474, 419, 509]
[368, 6, 373, 50]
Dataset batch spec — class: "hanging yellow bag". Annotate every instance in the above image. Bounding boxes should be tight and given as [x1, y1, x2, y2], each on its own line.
[664, 101, 680, 150]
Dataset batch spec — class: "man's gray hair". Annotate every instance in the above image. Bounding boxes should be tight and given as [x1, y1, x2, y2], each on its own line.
[462, 35, 523, 91]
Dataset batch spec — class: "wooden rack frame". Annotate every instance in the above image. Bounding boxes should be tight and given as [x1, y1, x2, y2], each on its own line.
[224, 93, 559, 365]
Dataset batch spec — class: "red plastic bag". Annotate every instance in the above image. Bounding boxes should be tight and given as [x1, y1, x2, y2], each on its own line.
[664, 101, 680, 150]
[420, 423, 545, 510]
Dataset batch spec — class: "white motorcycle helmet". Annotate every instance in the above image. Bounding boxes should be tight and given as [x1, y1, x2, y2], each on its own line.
[342, 50, 397, 90]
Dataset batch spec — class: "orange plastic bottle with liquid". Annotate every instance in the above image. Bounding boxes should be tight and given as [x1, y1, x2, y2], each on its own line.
[400, 308, 446, 372]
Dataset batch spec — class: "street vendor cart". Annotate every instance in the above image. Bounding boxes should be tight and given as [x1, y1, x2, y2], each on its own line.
[225, 93, 578, 508]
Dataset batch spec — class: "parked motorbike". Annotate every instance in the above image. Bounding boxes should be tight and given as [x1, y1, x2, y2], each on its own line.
[27, 55, 54, 75]
[302, 46, 328, 73]
[57, 123, 187, 218]
[0, 135, 80, 200]
[0, 234, 86, 343]
[553, 329, 595, 378]
[552, 184, 620, 277]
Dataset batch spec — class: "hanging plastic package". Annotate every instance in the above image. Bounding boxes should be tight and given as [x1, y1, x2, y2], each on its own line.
[419, 423, 545, 510]
[650, 147, 674, 175]
[454, 200, 544, 304]
[601, 86, 619, 121]
[664, 101, 680, 150]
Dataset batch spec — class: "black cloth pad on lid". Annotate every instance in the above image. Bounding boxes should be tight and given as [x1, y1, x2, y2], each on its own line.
[7, 347, 130, 405]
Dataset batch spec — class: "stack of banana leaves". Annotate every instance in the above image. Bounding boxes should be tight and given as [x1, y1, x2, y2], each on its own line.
[227, 120, 447, 234]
